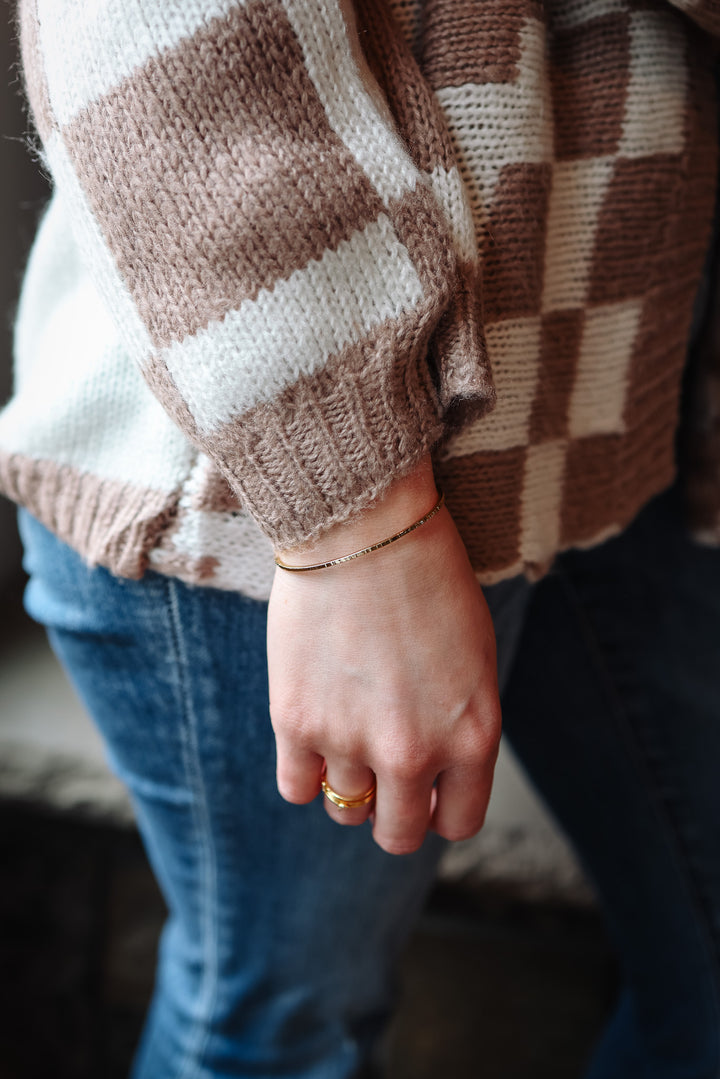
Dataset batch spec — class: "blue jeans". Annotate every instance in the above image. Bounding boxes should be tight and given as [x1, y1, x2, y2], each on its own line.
[18, 484, 720, 1078]
[502, 485, 720, 1078]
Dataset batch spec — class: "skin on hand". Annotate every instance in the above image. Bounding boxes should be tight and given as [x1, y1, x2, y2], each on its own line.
[267, 458, 502, 855]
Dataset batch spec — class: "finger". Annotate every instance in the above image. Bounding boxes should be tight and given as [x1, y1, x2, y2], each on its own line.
[372, 774, 434, 855]
[322, 760, 376, 827]
[431, 758, 495, 842]
[275, 732, 324, 804]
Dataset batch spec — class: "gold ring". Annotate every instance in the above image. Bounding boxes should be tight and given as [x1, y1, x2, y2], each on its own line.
[321, 775, 376, 810]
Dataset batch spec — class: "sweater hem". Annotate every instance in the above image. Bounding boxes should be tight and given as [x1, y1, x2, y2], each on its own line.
[0, 452, 179, 579]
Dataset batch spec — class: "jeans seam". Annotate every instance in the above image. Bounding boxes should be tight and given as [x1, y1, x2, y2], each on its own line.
[556, 567, 720, 1077]
[166, 578, 219, 1079]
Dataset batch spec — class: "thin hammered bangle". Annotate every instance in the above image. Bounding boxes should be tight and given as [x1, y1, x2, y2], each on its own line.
[274, 490, 446, 573]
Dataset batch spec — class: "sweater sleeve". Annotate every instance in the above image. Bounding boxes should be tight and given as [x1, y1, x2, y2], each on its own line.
[18, 0, 491, 549]
[665, 0, 720, 36]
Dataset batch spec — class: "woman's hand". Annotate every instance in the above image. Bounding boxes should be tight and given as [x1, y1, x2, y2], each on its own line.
[267, 459, 501, 855]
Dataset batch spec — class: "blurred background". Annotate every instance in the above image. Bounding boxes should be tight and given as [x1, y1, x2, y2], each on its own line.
[0, 9, 615, 1079]
[0, 0, 37, 595]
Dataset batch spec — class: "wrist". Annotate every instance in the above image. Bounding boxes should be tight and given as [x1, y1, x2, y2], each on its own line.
[275, 457, 438, 566]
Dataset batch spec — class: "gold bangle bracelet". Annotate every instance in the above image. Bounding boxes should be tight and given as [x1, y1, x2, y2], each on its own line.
[274, 491, 445, 573]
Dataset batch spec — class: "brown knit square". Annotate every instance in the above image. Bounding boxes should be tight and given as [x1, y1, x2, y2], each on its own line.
[529, 309, 585, 444]
[482, 162, 552, 323]
[588, 155, 684, 306]
[421, 0, 544, 88]
[560, 417, 676, 546]
[560, 433, 626, 544]
[62, 0, 384, 349]
[436, 445, 527, 571]
[551, 11, 632, 160]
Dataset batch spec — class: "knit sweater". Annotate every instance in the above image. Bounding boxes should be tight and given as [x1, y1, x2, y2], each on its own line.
[1, 0, 719, 600]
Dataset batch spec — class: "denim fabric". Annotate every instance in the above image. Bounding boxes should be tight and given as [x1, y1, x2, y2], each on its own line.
[18, 484, 720, 1078]
[503, 485, 720, 1079]
[18, 510, 528, 1079]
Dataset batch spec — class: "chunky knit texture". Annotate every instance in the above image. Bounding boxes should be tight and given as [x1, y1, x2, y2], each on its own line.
[1, 0, 719, 595]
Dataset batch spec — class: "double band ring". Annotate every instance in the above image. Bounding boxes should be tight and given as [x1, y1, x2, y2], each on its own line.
[321, 773, 376, 810]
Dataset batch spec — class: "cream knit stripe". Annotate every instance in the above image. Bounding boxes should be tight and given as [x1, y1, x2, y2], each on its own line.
[0, 365, 194, 492]
[426, 166, 477, 264]
[149, 508, 276, 599]
[44, 133, 152, 360]
[549, 0, 627, 32]
[5, 194, 196, 492]
[148, 457, 276, 598]
[518, 439, 567, 568]
[35, 0, 243, 127]
[618, 10, 687, 158]
[156, 214, 425, 436]
[434, 20, 553, 232]
[282, 0, 422, 206]
[567, 300, 644, 438]
[541, 157, 616, 313]
[7, 289, 196, 489]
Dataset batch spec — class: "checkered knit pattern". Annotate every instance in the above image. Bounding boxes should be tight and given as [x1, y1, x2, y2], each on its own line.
[400, 0, 719, 579]
[0, 0, 718, 592]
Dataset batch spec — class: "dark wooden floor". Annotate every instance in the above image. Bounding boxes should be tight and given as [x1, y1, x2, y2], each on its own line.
[0, 804, 615, 1079]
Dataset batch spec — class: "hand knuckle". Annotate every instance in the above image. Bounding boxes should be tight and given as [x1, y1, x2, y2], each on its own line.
[467, 738, 498, 771]
[387, 757, 427, 785]
[269, 696, 297, 728]
[270, 702, 315, 744]
[461, 713, 501, 762]
[379, 734, 433, 782]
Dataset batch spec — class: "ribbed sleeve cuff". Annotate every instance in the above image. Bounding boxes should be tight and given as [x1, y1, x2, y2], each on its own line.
[211, 309, 449, 549]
